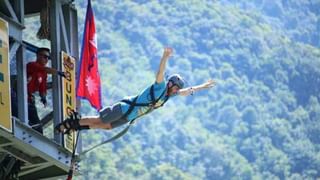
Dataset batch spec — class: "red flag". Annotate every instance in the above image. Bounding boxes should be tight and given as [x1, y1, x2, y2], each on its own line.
[76, 0, 102, 111]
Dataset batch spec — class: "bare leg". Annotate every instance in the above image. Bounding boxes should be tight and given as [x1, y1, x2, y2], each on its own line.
[56, 116, 112, 133]
[79, 117, 112, 129]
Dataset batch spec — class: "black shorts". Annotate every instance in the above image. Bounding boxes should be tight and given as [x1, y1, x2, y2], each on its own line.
[99, 103, 128, 128]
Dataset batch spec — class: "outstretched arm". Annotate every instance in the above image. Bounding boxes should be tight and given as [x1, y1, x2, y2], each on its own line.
[178, 79, 216, 96]
[28, 63, 62, 76]
[44, 67, 66, 77]
[156, 47, 173, 83]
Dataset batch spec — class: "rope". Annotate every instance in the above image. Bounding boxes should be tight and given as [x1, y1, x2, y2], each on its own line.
[66, 131, 80, 180]
[37, 0, 50, 40]
[77, 121, 134, 160]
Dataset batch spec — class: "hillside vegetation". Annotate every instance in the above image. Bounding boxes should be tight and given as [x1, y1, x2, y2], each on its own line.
[24, 0, 320, 179]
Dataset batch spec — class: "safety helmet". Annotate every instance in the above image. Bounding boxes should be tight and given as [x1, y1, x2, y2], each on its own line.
[168, 74, 185, 89]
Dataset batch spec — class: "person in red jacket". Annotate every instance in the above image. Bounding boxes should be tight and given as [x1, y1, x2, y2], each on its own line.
[27, 47, 66, 134]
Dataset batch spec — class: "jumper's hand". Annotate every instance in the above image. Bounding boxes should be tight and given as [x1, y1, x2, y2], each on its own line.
[201, 79, 216, 89]
[156, 47, 173, 83]
[162, 47, 173, 60]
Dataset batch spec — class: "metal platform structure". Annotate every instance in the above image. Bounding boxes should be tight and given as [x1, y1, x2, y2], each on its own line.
[1, 118, 73, 179]
[0, 0, 80, 179]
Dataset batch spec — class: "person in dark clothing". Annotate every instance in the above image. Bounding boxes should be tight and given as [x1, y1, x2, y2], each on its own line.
[27, 47, 66, 133]
[10, 75, 18, 118]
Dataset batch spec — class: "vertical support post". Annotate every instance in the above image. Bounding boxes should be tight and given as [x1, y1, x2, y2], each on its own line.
[12, 0, 24, 24]
[69, 5, 79, 62]
[69, 4, 81, 152]
[12, 0, 27, 124]
[16, 45, 27, 123]
[50, 0, 63, 145]
[59, 6, 70, 54]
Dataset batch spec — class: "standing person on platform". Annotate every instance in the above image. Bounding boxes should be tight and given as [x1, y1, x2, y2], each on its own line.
[27, 47, 66, 134]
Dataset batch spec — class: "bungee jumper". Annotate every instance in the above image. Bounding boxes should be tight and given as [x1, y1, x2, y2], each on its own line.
[55, 47, 215, 134]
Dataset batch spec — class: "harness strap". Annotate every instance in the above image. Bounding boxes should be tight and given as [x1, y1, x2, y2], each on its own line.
[120, 96, 138, 118]
[150, 85, 156, 105]
[121, 85, 168, 108]
[121, 99, 149, 106]
[150, 85, 168, 109]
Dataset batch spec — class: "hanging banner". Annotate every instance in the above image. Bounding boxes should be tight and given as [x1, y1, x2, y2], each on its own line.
[76, 0, 102, 111]
[0, 18, 12, 132]
[61, 51, 77, 152]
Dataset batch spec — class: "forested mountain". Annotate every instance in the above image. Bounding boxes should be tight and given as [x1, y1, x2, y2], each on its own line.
[73, 1, 320, 180]
[24, 0, 320, 179]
